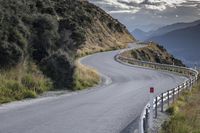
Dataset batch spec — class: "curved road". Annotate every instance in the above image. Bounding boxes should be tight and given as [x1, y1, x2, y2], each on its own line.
[0, 44, 186, 133]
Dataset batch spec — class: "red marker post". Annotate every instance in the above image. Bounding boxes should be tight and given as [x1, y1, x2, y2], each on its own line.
[149, 87, 154, 130]
[150, 87, 154, 93]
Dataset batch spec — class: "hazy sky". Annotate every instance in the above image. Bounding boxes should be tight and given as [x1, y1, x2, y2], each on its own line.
[89, 0, 200, 31]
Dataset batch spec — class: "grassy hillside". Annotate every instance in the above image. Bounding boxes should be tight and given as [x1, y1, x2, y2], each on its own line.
[161, 78, 200, 133]
[121, 43, 185, 66]
[0, 0, 135, 103]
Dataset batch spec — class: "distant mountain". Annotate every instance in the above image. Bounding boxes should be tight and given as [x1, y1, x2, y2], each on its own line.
[148, 24, 200, 67]
[149, 20, 200, 38]
[131, 29, 149, 41]
[132, 19, 200, 41]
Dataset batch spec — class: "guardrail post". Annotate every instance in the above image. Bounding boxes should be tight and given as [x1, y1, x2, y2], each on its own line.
[177, 86, 180, 98]
[189, 80, 191, 88]
[172, 89, 175, 103]
[155, 97, 158, 118]
[167, 90, 170, 106]
[189, 80, 192, 91]
[143, 117, 146, 133]
[190, 79, 193, 86]
[187, 81, 190, 89]
[161, 93, 164, 112]
[145, 108, 149, 131]
[149, 87, 154, 130]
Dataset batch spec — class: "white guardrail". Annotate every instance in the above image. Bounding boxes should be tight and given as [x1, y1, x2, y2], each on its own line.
[115, 50, 199, 133]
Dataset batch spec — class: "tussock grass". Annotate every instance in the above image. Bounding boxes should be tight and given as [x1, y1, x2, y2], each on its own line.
[73, 61, 100, 90]
[161, 80, 200, 133]
[0, 62, 53, 104]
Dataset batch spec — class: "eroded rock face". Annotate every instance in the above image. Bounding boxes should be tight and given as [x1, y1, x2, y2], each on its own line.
[0, 0, 134, 89]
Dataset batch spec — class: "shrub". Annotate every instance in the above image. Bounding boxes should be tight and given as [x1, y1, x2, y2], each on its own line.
[14, 29, 28, 49]
[40, 52, 74, 89]
[0, 41, 23, 68]
[71, 28, 86, 46]
[33, 15, 58, 32]
[31, 15, 59, 62]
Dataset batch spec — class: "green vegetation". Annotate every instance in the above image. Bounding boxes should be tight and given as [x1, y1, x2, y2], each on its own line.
[161, 79, 200, 133]
[0, 0, 134, 103]
[73, 61, 100, 90]
[0, 62, 53, 104]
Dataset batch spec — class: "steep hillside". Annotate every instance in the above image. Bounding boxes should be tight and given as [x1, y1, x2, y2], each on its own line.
[121, 43, 185, 66]
[0, 0, 134, 103]
[148, 24, 200, 67]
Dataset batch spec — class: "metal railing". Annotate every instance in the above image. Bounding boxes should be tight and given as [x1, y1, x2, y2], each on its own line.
[115, 53, 199, 133]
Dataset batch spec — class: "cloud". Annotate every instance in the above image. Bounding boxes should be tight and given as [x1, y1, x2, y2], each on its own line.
[108, 8, 140, 13]
[90, 0, 200, 13]
[89, 0, 200, 31]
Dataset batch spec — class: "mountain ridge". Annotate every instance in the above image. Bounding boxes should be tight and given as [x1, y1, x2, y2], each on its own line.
[148, 23, 200, 66]
[132, 19, 200, 41]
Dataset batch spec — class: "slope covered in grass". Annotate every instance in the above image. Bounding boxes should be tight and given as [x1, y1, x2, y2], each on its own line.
[161, 79, 200, 133]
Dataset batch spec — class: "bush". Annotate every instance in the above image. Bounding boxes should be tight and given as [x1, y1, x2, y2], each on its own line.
[12, 28, 28, 49]
[40, 52, 74, 89]
[71, 29, 86, 46]
[33, 15, 58, 32]
[0, 41, 23, 68]
[31, 15, 59, 62]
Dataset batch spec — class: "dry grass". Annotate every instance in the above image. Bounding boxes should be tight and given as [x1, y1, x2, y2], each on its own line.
[161, 80, 200, 133]
[76, 26, 134, 57]
[73, 61, 100, 90]
[0, 62, 53, 104]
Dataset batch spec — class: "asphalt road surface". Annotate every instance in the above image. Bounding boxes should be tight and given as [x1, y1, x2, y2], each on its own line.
[0, 44, 186, 133]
